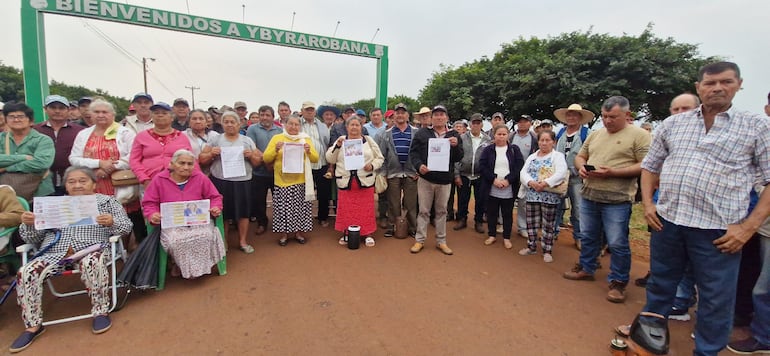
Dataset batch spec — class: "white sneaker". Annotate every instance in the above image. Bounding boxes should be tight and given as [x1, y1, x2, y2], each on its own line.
[543, 253, 553, 263]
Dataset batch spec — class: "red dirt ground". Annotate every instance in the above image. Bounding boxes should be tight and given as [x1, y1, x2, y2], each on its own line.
[0, 210, 744, 355]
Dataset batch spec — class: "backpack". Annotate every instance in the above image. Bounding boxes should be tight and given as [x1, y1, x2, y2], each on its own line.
[557, 126, 589, 142]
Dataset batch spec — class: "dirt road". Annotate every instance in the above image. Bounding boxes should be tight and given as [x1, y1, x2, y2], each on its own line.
[0, 222, 740, 355]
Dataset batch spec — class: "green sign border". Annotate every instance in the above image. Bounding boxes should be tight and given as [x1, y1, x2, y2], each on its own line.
[21, 0, 389, 121]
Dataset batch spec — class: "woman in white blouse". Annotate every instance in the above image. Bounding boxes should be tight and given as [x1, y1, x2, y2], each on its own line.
[69, 99, 140, 242]
[518, 130, 568, 263]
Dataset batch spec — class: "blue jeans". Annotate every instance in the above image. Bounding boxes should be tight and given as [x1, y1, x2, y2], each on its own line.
[555, 176, 583, 240]
[752, 235, 770, 345]
[578, 198, 631, 283]
[673, 265, 697, 310]
[643, 217, 741, 356]
[456, 176, 485, 223]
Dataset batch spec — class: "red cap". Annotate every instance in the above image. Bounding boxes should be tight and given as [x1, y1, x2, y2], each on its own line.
[384, 109, 395, 118]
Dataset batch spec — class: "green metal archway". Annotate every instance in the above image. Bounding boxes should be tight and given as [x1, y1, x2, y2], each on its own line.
[21, 0, 389, 120]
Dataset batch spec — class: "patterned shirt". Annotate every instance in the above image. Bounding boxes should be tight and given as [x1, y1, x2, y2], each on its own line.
[301, 119, 326, 169]
[642, 106, 770, 229]
[19, 194, 133, 265]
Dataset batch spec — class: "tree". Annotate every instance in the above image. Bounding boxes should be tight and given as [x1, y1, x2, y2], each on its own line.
[419, 25, 717, 122]
[0, 62, 131, 120]
[343, 94, 424, 113]
[0, 62, 25, 103]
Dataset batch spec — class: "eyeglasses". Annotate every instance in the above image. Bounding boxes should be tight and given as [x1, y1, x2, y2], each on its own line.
[6, 114, 28, 121]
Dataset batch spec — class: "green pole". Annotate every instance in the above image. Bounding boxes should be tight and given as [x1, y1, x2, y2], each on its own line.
[375, 48, 389, 111]
[20, 0, 49, 123]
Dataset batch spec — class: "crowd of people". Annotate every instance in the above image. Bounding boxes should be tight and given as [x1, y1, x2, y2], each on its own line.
[0, 61, 768, 355]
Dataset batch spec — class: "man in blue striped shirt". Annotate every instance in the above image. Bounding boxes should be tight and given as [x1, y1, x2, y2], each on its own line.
[376, 103, 419, 238]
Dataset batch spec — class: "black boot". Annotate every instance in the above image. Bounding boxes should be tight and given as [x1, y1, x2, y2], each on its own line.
[453, 219, 467, 230]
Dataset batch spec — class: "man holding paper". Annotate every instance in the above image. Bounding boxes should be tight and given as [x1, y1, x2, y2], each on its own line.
[408, 105, 463, 255]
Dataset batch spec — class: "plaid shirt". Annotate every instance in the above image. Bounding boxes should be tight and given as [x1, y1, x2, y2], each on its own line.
[642, 106, 770, 229]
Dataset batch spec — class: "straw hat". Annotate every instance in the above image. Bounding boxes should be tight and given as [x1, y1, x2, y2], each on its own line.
[553, 104, 594, 125]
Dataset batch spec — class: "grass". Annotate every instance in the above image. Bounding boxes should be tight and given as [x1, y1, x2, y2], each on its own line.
[562, 203, 651, 261]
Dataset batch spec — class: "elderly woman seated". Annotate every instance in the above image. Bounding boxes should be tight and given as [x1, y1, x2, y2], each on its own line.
[9, 166, 132, 353]
[142, 149, 225, 279]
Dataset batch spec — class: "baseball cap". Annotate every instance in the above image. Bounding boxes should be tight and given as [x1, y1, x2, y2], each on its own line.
[132, 92, 153, 103]
[492, 112, 504, 119]
[431, 105, 447, 113]
[355, 109, 366, 116]
[208, 106, 222, 115]
[173, 98, 189, 106]
[301, 101, 316, 110]
[538, 119, 554, 127]
[78, 96, 93, 106]
[384, 109, 395, 118]
[45, 95, 69, 107]
[470, 113, 483, 122]
[517, 114, 534, 122]
[233, 101, 247, 109]
[150, 102, 172, 111]
[343, 106, 355, 113]
[455, 119, 468, 127]
[394, 103, 408, 111]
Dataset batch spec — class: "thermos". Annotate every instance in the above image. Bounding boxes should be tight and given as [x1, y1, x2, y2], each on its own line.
[347, 225, 361, 250]
[610, 337, 628, 356]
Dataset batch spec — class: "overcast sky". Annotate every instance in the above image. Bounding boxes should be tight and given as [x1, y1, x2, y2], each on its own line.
[1, 0, 768, 116]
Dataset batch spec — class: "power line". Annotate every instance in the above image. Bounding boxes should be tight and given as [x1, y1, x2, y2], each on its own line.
[80, 20, 140, 65]
[80, 19, 177, 97]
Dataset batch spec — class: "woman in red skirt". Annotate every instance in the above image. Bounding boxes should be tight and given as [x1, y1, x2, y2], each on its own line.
[326, 115, 384, 247]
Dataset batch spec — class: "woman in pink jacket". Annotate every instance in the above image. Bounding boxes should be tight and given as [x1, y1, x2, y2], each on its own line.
[142, 149, 225, 279]
[130, 102, 193, 187]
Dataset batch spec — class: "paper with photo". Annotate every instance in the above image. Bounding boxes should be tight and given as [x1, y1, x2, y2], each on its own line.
[33, 195, 99, 230]
[427, 138, 451, 172]
[343, 139, 364, 170]
[160, 199, 211, 229]
[283, 143, 305, 173]
[220, 146, 246, 178]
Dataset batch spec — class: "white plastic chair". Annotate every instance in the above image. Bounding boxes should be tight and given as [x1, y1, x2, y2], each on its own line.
[15, 235, 126, 326]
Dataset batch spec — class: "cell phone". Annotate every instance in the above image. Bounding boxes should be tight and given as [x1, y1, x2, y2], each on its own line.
[584, 165, 596, 171]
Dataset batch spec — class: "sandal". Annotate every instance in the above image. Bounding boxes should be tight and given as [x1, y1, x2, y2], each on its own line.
[365, 237, 375, 247]
[278, 235, 289, 246]
[339, 236, 348, 245]
[239, 244, 255, 254]
[615, 324, 631, 337]
[294, 234, 307, 244]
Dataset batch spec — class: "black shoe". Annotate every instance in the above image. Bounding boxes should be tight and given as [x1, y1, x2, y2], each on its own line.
[453, 219, 467, 230]
[635, 271, 650, 287]
[474, 222, 485, 234]
[384, 229, 394, 238]
[727, 337, 770, 354]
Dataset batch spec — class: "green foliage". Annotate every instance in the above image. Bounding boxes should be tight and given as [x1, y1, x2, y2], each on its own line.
[0, 62, 130, 119]
[343, 94, 424, 113]
[419, 26, 716, 122]
[0, 63, 25, 103]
